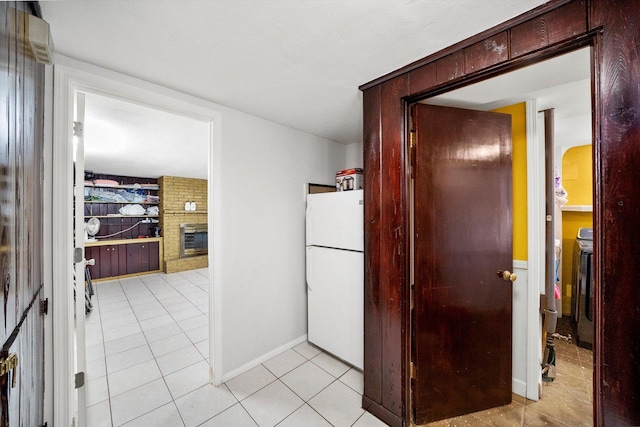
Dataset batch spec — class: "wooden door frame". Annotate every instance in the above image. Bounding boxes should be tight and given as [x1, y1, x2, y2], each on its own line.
[361, 1, 640, 426]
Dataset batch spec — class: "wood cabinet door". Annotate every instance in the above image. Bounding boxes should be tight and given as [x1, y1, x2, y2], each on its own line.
[139, 243, 150, 272]
[98, 246, 122, 279]
[148, 242, 160, 271]
[117, 245, 128, 276]
[126, 243, 142, 275]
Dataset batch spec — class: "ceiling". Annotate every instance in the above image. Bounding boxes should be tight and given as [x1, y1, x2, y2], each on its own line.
[83, 94, 210, 179]
[40, 0, 550, 145]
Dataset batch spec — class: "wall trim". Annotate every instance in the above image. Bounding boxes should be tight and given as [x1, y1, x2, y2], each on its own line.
[221, 334, 308, 383]
[51, 56, 224, 427]
[513, 260, 528, 269]
[42, 61, 55, 427]
[51, 63, 75, 427]
[526, 99, 544, 400]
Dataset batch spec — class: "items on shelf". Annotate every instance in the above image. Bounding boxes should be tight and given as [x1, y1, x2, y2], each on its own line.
[85, 187, 159, 204]
[118, 204, 146, 216]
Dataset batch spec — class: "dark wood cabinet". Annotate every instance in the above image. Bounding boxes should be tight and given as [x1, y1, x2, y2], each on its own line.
[85, 239, 163, 280]
[126, 242, 155, 275]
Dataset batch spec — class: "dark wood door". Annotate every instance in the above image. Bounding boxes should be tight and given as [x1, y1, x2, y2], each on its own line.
[412, 104, 513, 424]
[0, 3, 45, 425]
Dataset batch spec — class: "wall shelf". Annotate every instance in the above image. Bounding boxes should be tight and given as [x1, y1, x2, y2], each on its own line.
[88, 215, 159, 219]
[85, 201, 159, 205]
[163, 210, 208, 215]
[85, 237, 163, 247]
[85, 183, 159, 190]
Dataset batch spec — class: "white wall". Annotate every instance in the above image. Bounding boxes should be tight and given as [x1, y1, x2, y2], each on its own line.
[345, 141, 363, 169]
[220, 111, 346, 375]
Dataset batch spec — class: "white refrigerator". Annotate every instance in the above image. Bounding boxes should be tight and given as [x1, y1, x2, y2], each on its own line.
[306, 189, 363, 369]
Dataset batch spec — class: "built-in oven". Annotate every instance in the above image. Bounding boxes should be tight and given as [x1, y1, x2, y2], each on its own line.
[180, 223, 208, 258]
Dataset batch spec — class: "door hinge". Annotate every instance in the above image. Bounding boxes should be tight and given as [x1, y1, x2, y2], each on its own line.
[409, 131, 416, 179]
[74, 247, 83, 263]
[73, 121, 83, 138]
[410, 283, 415, 311]
[75, 371, 85, 388]
[40, 298, 49, 315]
[410, 362, 417, 380]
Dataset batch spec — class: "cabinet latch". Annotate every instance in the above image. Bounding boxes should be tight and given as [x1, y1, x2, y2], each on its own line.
[0, 353, 19, 388]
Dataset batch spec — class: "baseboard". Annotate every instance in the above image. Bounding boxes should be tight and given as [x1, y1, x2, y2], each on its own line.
[221, 334, 308, 383]
[362, 396, 403, 427]
[513, 378, 527, 398]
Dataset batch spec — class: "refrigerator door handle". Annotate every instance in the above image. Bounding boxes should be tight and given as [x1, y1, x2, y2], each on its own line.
[306, 246, 313, 291]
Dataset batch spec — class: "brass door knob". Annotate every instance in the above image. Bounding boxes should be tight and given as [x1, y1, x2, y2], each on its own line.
[497, 270, 517, 282]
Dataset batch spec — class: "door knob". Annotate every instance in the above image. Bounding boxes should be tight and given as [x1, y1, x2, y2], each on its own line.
[497, 270, 517, 282]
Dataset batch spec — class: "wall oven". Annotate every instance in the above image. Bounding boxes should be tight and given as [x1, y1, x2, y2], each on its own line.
[180, 223, 208, 258]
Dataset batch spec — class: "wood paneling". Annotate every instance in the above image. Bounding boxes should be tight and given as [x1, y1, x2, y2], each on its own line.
[379, 75, 409, 419]
[464, 32, 510, 74]
[362, 75, 409, 427]
[0, 3, 45, 425]
[362, 0, 640, 425]
[362, 86, 382, 404]
[408, 62, 436, 97]
[511, 0, 587, 58]
[590, 0, 640, 425]
[436, 51, 465, 84]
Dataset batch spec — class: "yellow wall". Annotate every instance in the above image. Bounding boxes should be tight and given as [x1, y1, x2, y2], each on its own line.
[560, 145, 593, 314]
[493, 103, 527, 260]
[562, 144, 593, 206]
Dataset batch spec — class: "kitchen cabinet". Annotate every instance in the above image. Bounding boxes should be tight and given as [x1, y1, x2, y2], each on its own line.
[85, 238, 163, 280]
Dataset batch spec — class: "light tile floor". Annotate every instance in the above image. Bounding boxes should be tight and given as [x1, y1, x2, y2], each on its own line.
[85, 270, 592, 427]
[85, 270, 385, 427]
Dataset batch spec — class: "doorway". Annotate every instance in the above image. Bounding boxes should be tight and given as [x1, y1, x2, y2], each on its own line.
[51, 63, 223, 427]
[410, 47, 593, 424]
[79, 93, 211, 423]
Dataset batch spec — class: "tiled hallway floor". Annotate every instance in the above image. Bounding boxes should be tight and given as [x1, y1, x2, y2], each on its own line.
[84, 269, 384, 427]
[85, 270, 593, 426]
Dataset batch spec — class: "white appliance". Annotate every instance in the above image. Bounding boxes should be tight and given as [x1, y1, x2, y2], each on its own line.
[306, 189, 364, 369]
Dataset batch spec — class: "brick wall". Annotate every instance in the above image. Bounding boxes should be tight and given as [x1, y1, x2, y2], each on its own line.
[159, 176, 208, 273]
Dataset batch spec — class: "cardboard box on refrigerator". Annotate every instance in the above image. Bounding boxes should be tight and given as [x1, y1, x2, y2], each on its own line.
[336, 168, 363, 191]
